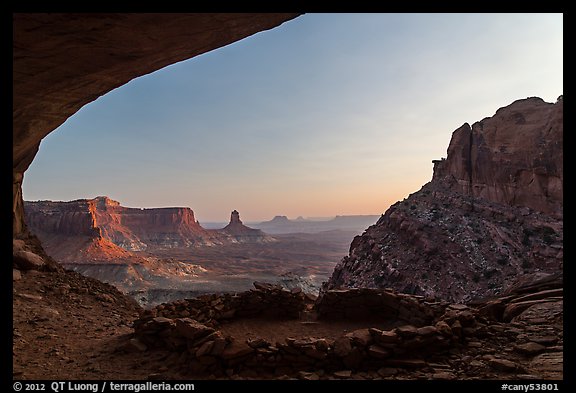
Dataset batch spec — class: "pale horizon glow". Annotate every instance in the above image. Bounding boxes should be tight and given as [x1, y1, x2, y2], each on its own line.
[22, 13, 563, 222]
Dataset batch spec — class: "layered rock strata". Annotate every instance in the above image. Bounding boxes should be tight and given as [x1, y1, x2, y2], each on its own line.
[25, 196, 222, 251]
[433, 97, 562, 217]
[24, 197, 275, 257]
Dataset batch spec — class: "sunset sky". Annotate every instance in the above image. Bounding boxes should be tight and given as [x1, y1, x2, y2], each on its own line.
[22, 13, 563, 222]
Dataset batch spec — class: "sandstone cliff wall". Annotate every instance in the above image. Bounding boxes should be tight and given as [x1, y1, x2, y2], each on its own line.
[25, 197, 220, 251]
[326, 97, 563, 302]
[433, 97, 562, 217]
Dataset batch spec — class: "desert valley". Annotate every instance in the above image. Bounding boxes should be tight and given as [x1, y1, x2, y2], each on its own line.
[24, 196, 377, 307]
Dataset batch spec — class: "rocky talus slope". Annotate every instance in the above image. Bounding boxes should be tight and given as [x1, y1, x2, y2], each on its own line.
[325, 97, 563, 303]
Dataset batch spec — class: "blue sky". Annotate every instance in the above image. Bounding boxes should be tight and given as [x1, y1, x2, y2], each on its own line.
[22, 13, 563, 222]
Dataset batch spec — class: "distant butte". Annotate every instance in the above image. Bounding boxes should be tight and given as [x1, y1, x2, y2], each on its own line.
[227, 210, 243, 226]
[219, 210, 276, 243]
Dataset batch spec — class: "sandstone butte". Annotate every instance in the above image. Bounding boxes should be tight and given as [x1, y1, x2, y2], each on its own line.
[325, 96, 563, 303]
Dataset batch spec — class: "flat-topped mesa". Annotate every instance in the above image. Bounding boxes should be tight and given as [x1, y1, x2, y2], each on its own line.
[23, 197, 143, 265]
[94, 203, 201, 236]
[25, 197, 221, 252]
[24, 200, 278, 266]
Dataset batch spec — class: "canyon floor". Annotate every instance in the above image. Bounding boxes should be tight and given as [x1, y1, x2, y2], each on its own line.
[13, 268, 563, 382]
[70, 230, 357, 308]
[165, 231, 354, 277]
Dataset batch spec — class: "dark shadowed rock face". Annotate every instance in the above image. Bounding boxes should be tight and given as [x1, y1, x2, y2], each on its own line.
[325, 97, 563, 303]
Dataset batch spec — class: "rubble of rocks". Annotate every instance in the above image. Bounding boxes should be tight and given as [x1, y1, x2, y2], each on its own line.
[316, 288, 447, 326]
[473, 273, 563, 323]
[13, 234, 63, 275]
[13, 266, 562, 380]
[135, 282, 307, 327]
[128, 282, 565, 379]
[132, 301, 478, 376]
